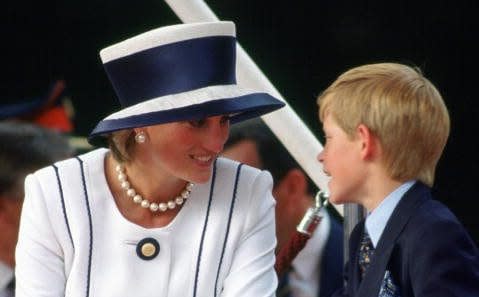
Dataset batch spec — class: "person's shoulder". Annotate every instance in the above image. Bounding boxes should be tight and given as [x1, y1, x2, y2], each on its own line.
[404, 182, 458, 226]
[412, 199, 462, 230]
[33, 148, 106, 178]
[75, 147, 108, 163]
[216, 156, 272, 185]
[395, 196, 474, 252]
[216, 156, 262, 174]
[402, 199, 478, 264]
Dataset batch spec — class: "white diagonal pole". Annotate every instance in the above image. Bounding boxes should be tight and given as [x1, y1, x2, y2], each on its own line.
[164, 0, 343, 216]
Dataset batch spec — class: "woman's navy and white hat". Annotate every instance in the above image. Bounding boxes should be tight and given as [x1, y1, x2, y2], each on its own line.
[89, 21, 284, 142]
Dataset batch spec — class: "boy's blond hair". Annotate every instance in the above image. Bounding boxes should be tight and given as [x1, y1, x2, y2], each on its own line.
[317, 63, 450, 186]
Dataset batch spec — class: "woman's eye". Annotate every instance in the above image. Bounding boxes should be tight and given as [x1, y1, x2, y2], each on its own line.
[189, 119, 206, 127]
[220, 115, 231, 125]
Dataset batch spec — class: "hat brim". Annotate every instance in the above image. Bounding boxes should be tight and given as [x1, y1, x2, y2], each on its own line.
[88, 89, 284, 145]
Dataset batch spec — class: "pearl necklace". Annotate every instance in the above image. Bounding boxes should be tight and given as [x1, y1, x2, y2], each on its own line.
[115, 164, 194, 213]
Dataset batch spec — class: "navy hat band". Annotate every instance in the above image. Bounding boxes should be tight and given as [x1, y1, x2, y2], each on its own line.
[103, 36, 237, 108]
[89, 22, 286, 143]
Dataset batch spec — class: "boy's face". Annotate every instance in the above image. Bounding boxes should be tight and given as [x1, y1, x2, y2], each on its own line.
[317, 113, 365, 205]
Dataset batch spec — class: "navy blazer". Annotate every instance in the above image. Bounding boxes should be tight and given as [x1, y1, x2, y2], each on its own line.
[333, 182, 479, 297]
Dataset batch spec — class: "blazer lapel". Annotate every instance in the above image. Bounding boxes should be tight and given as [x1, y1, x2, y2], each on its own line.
[357, 182, 431, 297]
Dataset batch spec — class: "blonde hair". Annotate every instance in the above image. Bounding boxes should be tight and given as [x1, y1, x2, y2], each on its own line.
[317, 63, 450, 186]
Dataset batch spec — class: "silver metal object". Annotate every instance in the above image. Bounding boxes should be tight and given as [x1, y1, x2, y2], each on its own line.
[315, 190, 329, 208]
[296, 190, 329, 235]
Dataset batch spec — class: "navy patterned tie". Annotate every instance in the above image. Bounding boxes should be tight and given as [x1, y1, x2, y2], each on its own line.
[358, 230, 374, 279]
[358, 230, 400, 296]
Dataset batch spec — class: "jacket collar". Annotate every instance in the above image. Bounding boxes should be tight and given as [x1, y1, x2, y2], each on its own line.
[356, 181, 431, 296]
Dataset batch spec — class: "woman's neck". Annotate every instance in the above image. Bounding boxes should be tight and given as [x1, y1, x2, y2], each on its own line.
[105, 153, 187, 228]
[112, 154, 186, 203]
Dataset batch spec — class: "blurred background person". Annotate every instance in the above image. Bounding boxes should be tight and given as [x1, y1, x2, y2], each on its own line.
[0, 121, 74, 297]
[0, 80, 74, 133]
[0, 79, 93, 154]
[223, 118, 343, 297]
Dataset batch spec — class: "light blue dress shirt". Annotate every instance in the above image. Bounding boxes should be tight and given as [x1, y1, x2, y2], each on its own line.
[365, 181, 416, 247]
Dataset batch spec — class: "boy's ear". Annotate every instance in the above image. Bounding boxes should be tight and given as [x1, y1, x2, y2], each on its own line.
[357, 124, 377, 160]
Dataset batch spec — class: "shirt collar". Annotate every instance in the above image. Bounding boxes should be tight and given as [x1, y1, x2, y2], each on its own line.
[365, 180, 416, 247]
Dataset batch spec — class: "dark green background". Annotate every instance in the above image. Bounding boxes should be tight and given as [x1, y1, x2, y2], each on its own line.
[4, 0, 478, 243]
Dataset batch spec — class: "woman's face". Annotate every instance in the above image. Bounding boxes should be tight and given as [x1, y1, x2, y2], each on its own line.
[141, 115, 230, 184]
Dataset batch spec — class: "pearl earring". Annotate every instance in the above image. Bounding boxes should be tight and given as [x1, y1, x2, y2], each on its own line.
[135, 131, 146, 143]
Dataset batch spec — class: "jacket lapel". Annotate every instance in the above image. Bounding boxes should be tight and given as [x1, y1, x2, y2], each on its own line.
[357, 182, 431, 297]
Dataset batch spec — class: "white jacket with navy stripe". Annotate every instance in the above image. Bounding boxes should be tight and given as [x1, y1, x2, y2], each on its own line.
[15, 148, 277, 297]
